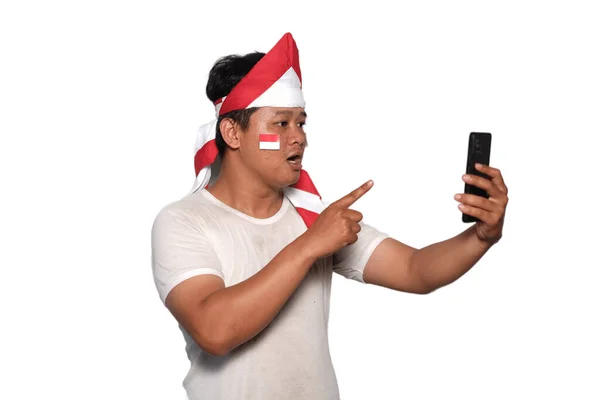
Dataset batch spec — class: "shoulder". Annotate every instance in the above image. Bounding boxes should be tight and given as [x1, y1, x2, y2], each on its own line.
[151, 191, 218, 238]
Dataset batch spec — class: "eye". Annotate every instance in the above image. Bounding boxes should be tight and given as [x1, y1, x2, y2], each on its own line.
[276, 121, 288, 127]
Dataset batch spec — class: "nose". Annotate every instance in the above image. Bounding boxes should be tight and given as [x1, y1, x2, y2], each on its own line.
[287, 125, 306, 148]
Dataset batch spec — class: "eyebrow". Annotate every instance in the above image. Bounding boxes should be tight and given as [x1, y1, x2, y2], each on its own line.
[275, 110, 308, 118]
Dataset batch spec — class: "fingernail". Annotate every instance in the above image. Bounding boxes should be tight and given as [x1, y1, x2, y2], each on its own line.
[367, 180, 373, 186]
[463, 175, 470, 181]
[455, 194, 462, 200]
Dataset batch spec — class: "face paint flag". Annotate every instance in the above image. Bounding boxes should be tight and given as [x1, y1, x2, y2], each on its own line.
[259, 133, 280, 150]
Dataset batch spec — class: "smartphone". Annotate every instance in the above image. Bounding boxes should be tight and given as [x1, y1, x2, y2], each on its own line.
[462, 132, 492, 223]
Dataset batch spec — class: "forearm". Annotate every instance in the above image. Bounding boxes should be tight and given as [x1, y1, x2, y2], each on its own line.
[411, 225, 493, 292]
[199, 235, 317, 355]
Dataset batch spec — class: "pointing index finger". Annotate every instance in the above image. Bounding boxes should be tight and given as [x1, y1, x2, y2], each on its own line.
[336, 180, 374, 208]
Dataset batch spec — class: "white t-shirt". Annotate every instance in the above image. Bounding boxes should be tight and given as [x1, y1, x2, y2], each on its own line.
[151, 189, 388, 400]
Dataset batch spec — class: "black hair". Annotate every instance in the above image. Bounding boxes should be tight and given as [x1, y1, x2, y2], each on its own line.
[206, 52, 265, 157]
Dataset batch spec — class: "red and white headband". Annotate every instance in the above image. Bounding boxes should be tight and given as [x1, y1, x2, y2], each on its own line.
[190, 33, 324, 227]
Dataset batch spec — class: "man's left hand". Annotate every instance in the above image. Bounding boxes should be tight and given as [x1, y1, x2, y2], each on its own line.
[455, 164, 509, 245]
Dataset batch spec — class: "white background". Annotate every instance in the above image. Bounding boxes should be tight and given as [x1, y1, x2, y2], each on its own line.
[1, 1, 599, 399]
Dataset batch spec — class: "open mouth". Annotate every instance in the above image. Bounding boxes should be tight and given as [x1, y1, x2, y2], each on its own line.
[287, 155, 302, 164]
[286, 154, 303, 170]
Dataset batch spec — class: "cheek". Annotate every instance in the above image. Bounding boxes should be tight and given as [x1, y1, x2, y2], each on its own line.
[260, 150, 282, 167]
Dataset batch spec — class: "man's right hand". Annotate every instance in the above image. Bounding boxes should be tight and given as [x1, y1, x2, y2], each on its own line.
[301, 180, 374, 258]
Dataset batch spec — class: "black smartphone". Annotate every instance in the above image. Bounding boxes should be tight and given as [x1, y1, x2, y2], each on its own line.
[462, 132, 492, 223]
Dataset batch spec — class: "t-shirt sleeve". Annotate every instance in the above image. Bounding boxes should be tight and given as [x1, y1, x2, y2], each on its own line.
[332, 222, 389, 283]
[151, 207, 224, 304]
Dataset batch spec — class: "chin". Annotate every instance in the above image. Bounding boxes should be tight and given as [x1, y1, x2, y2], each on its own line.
[288, 169, 302, 185]
[274, 171, 301, 189]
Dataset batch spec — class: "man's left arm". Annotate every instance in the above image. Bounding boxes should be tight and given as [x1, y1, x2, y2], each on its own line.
[363, 163, 509, 294]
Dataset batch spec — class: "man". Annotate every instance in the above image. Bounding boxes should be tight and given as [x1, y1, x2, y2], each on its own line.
[151, 33, 508, 399]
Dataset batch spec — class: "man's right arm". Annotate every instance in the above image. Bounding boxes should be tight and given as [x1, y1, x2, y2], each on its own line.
[165, 234, 318, 356]
[158, 180, 373, 357]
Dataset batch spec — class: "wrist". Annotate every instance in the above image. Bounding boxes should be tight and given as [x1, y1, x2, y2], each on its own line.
[470, 226, 496, 251]
[294, 232, 320, 265]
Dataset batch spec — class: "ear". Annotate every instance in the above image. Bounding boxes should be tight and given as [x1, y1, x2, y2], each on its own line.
[219, 118, 241, 150]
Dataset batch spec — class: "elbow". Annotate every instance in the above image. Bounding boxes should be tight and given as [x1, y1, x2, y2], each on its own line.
[390, 283, 436, 295]
[201, 341, 231, 357]
[192, 325, 235, 357]
[187, 301, 240, 356]
[417, 279, 442, 295]
[415, 286, 437, 295]
[410, 278, 439, 295]
[410, 265, 439, 295]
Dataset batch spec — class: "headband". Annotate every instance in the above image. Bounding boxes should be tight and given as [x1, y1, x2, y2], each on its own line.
[190, 33, 325, 227]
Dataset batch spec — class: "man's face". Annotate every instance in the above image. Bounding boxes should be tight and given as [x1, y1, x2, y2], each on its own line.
[239, 106, 307, 189]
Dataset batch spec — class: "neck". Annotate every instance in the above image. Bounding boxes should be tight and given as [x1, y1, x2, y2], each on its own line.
[207, 154, 283, 219]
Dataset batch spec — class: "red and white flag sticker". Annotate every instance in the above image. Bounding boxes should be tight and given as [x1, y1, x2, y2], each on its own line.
[259, 133, 280, 150]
